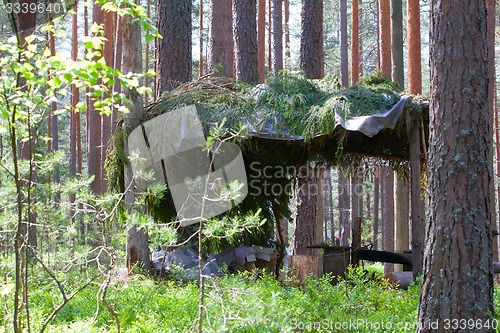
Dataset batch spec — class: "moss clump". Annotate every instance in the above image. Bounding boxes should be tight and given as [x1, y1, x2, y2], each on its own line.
[144, 72, 403, 141]
[303, 73, 401, 138]
[104, 125, 127, 193]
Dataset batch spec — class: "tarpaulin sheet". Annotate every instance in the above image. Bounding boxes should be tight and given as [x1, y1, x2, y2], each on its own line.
[246, 84, 408, 140]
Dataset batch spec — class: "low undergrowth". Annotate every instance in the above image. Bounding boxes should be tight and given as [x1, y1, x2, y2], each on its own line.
[4, 265, 500, 332]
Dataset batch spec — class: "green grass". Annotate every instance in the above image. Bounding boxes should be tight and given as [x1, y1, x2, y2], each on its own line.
[4, 265, 500, 332]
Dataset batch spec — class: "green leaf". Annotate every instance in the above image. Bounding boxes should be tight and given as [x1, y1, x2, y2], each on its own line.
[54, 76, 62, 86]
[63, 73, 73, 82]
[145, 33, 154, 44]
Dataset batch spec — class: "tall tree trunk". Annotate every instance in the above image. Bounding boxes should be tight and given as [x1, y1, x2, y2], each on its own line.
[233, 0, 259, 83]
[357, 167, 364, 220]
[407, 0, 422, 94]
[111, 13, 123, 134]
[373, 166, 379, 250]
[209, 0, 234, 78]
[394, 174, 409, 272]
[376, 0, 380, 69]
[338, 169, 351, 245]
[407, 0, 424, 277]
[12, 6, 37, 332]
[268, 0, 272, 72]
[101, 11, 115, 194]
[391, 0, 404, 89]
[145, 0, 151, 102]
[300, 0, 324, 79]
[380, 165, 394, 275]
[70, 2, 79, 224]
[351, 0, 360, 84]
[88, 4, 104, 195]
[324, 169, 334, 241]
[316, 166, 324, 244]
[284, 0, 290, 68]
[418, 0, 494, 329]
[257, 0, 266, 83]
[123, 4, 151, 272]
[391, 0, 408, 272]
[199, 0, 204, 77]
[49, 30, 60, 202]
[340, 0, 348, 86]
[350, 176, 359, 232]
[378, 0, 391, 78]
[487, 0, 498, 262]
[365, 183, 371, 220]
[157, 0, 192, 93]
[358, 0, 363, 77]
[409, 114, 424, 277]
[272, 0, 283, 75]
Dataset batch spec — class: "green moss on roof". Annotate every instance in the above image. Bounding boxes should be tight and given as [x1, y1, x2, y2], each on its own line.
[145, 72, 405, 141]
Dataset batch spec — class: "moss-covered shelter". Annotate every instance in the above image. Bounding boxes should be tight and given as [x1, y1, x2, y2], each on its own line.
[107, 72, 429, 274]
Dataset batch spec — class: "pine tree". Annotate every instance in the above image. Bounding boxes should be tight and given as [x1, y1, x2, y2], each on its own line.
[418, 0, 494, 328]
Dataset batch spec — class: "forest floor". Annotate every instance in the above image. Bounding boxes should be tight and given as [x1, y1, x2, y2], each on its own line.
[8, 263, 500, 333]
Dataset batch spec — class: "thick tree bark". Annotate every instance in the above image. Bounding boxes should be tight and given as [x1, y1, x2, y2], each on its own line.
[293, 166, 321, 255]
[209, 0, 234, 78]
[339, 0, 348, 86]
[233, 0, 259, 83]
[299, 0, 323, 79]
[157, 0, 192, 93]
[407, 0, 422, 94]
[351, 0, 360, 84]
[258, 0, 266, 83]
[123, 4, 151, 272]
[272, 0, 283, 75]
[378, 0, 391, 78]
[381, 165, 394, 275]
[487, 0, 498, 262]
[418, 1, 494, 330]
